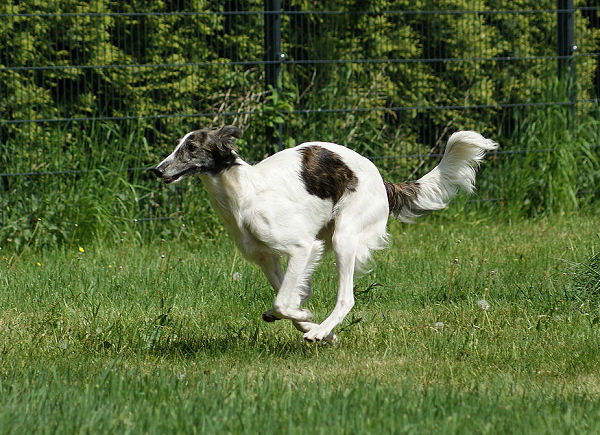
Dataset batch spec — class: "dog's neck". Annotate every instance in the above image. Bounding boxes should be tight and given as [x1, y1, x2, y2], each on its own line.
[199, 155, 254, 224]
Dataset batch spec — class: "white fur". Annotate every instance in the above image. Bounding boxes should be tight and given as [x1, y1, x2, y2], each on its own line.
[158, 131, 195, 176]
[169, 132, 496, 343]
[390, 131, 498, 223]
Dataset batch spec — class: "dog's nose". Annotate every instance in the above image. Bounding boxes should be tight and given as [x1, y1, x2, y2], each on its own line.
[150, 166, 163, 178]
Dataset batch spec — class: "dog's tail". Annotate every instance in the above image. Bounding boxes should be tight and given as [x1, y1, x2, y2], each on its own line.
[385, 131, 497, 223]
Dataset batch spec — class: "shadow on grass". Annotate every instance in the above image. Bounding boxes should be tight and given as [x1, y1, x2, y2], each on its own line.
[145, 323, 326, 359]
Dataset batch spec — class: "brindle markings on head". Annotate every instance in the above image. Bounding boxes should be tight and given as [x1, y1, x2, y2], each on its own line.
[174, 130, 208, 161]
[176, 126, 241, 175]
[299, 146, 358, 204]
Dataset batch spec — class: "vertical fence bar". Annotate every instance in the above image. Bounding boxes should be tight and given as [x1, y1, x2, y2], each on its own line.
[557, 0, 576, 113]
[264, 0, 283, 154]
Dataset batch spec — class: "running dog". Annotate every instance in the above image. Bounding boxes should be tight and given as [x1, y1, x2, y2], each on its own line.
[152, 125, 497, 343]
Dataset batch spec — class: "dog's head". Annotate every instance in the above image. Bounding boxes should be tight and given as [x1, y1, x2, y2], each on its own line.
[152, 125, 242, 183]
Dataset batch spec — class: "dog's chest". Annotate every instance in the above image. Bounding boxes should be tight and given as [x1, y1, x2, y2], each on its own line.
[217, 202, 279, 258]
[201, 173, 271, 256]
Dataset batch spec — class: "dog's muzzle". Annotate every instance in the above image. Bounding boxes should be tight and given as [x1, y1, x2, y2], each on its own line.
[150, 166, 164, 178]
[150, 165, 183, 184]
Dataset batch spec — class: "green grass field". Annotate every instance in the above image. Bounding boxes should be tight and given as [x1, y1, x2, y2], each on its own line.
[1, 211, 599, 433]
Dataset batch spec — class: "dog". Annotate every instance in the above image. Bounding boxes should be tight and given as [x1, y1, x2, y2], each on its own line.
[152, 125, 497, 343]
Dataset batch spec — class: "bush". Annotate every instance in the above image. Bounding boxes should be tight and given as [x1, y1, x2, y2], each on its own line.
[0, 0, 599, 248]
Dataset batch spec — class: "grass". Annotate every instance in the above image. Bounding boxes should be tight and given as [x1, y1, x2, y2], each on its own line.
[1, 211, 600, 433]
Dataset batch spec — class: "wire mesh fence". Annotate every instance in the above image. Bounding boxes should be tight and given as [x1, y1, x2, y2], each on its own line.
[0, 1, 599, 235]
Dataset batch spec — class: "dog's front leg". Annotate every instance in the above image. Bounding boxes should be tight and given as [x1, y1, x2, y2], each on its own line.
[265, 240, 323, 323]
[256, 253, 316, 325]
[257, 256, 333, 341]
[257, 258, 334, 341]
[256, 254, 284, 293]
[293, 321, 337, 344]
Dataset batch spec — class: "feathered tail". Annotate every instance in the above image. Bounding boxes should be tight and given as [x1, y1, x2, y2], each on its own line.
[385, 131, 498, 223]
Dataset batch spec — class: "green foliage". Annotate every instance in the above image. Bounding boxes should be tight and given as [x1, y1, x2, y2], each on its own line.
[0, 1, 599, 247]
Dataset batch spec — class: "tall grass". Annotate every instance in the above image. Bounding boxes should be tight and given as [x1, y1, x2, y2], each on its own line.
[1, 86, 599, 250]
[492, 84, 600, 217]
[0, 120, 224, 250]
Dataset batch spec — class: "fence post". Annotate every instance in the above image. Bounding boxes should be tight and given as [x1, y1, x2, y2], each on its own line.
[264, 0, 283, 154]
[557, 0, 576, 113]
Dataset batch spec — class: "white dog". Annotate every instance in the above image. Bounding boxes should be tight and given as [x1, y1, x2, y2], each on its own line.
[152, 126, 497, 343]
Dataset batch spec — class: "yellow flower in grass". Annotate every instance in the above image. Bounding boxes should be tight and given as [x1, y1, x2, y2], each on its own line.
[78, 246, 84, 253]
[36, 262, 41, 267]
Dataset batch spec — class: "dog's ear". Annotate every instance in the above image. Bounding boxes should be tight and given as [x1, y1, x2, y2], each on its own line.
[214, 125, 242, 153]
[214, 125, 242, 156]
[219, 125, 242, 140]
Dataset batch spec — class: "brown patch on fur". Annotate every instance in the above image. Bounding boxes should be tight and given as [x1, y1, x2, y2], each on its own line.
[384, 181, 421, 215]
[299, 146, 358, 204]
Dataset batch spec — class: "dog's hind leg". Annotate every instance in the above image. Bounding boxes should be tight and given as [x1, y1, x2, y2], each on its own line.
[265, 240, 324, 323]
[303, 230, 358, 342]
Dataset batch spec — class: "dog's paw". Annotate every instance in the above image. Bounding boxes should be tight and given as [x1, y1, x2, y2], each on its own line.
[303, 327, 337, 345]
[262, 310, 280, 322]
[270, 305, 314, 322]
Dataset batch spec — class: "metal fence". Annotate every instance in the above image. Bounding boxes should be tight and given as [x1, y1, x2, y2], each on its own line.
[1, 1, 599, 228]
